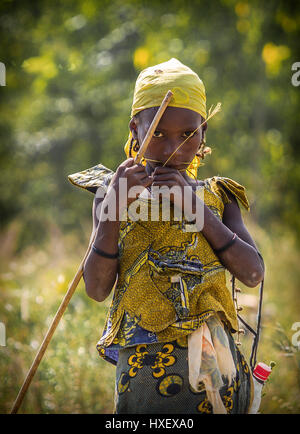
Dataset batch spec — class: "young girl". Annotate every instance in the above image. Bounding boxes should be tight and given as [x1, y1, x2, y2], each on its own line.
[68, 58, 264, 414]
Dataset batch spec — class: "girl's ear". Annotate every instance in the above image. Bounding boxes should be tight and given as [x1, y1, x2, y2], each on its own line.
[200, 120, 207, 144]
[129, 117, 138, 140]
[196, 128, 206, 152]
[196, 128, 207, 155]
[201, 119, 208, 136]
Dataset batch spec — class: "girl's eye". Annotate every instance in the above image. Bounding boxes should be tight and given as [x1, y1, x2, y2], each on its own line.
[183, 131, 195, 138]
[153, 131, 163, 138]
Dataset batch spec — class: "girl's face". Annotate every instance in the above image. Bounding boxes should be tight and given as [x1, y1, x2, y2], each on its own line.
[130, 106, 206, 175]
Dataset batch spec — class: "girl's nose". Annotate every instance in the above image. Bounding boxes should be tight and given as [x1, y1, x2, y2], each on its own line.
[160, 139, 183, 162]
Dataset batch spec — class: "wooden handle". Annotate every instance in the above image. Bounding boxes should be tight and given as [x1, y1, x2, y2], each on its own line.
[134, 90, 173, 164]
[10, 232, 96, 414]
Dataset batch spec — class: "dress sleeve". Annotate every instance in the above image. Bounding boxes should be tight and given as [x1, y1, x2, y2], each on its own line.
[209, 176, 250, 212]
[68, 163, 115, 195]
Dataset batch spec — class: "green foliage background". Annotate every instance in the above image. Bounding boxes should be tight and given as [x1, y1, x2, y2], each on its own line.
[0, 0, 299, 414]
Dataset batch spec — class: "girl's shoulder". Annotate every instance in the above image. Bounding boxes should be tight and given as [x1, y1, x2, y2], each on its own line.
[199, 176, 250, 212]
[68, 163, 114, 194]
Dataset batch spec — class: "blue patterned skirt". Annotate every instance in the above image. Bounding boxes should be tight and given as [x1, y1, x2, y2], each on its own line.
[115, 330, 253, 414]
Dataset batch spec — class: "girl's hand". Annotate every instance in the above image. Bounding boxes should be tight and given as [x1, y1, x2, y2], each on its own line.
[151, 166, 189, 187]
[151, 166, 195, 217]
[106, 158, 152, 215]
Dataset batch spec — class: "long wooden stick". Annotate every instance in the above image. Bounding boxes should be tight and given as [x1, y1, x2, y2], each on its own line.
[134, 90, 173, 164]
[10, 89, 173, 414]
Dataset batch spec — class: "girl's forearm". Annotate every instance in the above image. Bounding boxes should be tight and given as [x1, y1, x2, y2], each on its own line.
[193, 196, 264, 287]
[83, 218, 120, 302]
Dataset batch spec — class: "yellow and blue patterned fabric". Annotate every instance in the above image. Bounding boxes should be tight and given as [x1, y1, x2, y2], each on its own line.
[68, 163, 250, 365]
[115, 333, 253, 413]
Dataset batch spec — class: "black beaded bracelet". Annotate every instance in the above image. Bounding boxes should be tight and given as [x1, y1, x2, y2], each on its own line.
[92, 244, 119, 259]
[214, 233, 238, 254]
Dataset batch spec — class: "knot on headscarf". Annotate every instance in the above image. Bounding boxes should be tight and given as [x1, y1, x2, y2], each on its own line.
[124, 58, 207, 178]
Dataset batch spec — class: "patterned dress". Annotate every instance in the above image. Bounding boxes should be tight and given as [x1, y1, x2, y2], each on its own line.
[68, 163, 254, 413]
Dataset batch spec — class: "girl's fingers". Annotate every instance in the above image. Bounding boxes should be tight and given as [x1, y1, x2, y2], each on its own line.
[152, 175, 181, 186]
[140, 176, 153, 188]
[121, 158, 134, 167]
[134, 166, 148, 173]
[152, 181, 179, 187]
[152, 173, 178, 181]
[125, 163, 147, 174]
[153, 166, 178, 175]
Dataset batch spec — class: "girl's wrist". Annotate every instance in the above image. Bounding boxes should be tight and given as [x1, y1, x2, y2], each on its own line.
[183, 190, 202, 223]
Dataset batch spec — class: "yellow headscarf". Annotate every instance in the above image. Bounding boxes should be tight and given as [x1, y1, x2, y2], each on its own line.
[124, 58, 207, 178]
